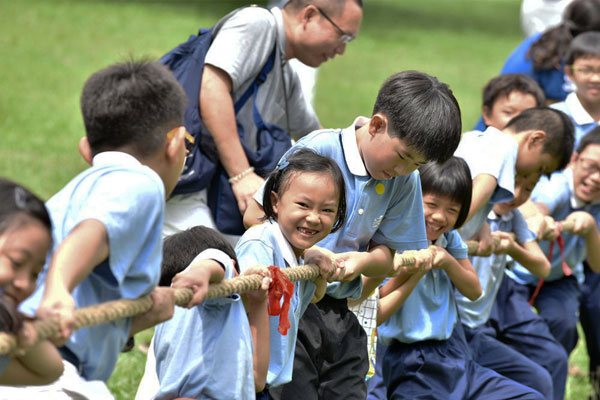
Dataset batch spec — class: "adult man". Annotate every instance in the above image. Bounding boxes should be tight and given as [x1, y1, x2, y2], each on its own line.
[164, 0, 363, 240]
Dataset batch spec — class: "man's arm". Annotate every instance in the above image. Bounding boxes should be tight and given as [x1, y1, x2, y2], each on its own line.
[200, 65, 264, 214]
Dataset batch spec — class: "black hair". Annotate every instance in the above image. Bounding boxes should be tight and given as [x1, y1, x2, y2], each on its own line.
[0, 177, 52, 237]
[0, 297, 25, 335]
[565, 31, 600, 65]
[482, 74, 546, 110]
[419, 157, 472, 229]
[527, 0, 600, 71]
[576, 125, 600, 153]
[80, 59, 187, 158]
[372, 70, 462, 163]
[160, 226, 237, 286]
[504, 107, 575, 173]
[262, 148, 347, 233]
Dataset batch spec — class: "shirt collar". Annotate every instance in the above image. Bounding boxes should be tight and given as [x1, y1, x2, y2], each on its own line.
[488, 209, 514, 222]
[267, 220, 299, 267]
[92, 151, 141, 167]
[429, 233, 448, 248]
[565, 92, 597, 125]
[270, 7, 287, 61]
[341, 116, 371, 177]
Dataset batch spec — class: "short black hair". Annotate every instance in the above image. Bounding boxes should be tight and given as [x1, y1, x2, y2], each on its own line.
[0, 177, 51, 236]
[262, 148, 347, 233]
[80, 59, 187, 158]
[565, 31, 600, 65]
[160, 226, 237, 286]
[504, 107, 575, 173]
[482, 74, 545, 110]
[576, 125, 600, 154]
[419, 157, 473, 230]
[372, 70, 462, 163]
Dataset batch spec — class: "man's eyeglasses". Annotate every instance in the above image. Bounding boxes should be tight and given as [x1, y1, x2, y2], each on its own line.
[167, 126, 195, 153]
[316, 6, 355, 44]
[571, 65, 600, 78]
[578, 156, 600, 175]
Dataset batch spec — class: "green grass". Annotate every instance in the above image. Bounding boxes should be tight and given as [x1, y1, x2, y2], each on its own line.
[0, 0, 593, 398]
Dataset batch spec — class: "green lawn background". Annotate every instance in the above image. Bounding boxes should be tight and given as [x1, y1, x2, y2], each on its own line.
[0, 0, 591, 398]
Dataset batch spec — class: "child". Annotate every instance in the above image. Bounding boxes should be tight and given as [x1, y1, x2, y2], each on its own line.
[456, 174, 568, 400]
[245, 70, 463, 399]
[137, 226, 271, 399]
[0, 178, 63, 386]
[236, 148, 347, 397]
[473, 73, 545, 131]
[507, 127, 600, 382]
[18, 60, 190, 393]
[373, 158, 543, 399]
[552, 31, 600, 149]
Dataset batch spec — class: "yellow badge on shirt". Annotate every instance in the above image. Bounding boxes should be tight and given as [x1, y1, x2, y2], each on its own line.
[375, 183, 385, 195]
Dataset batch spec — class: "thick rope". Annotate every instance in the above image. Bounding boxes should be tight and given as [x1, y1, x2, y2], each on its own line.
[0, 219, 577, 355]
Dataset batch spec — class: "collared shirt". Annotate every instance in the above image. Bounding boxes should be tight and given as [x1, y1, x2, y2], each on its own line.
[235, 220, 316, 388]
[20, 151, 165, 381]
[457, 209, 535, 329]
[552, 92, 599, 149]
[256, 117, 428, 299]
[205, 6, 319, 148]
[454, 127, 517, 241]
[153, 250, 255, 399]
[508, 169, 600, 285]
[377, 230, 468, 344]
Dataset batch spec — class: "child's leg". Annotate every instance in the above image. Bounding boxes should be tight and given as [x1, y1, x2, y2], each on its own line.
[269, 296, 368, 400]
[492, 276, 568, 400]
[463, 324, 553, 399]
[580, 262, 600, 396]
[534, 276, 581, 354]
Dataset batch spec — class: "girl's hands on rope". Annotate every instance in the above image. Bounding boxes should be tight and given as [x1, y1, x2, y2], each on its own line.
[392, 249, 434, 276]
[304, 246, 346, 282]
[35, 290, 76, 345]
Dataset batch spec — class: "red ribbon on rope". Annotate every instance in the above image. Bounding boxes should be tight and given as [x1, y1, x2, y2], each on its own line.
[267, 265, 295, 335]
[528, 235, 572, 305]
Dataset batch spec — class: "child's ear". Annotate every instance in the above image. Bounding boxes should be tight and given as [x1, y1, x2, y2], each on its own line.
[570, 151, 580, 166]
[482, 106, 492, 125]
[78, 137, 93, 165]
[369, 114, 387, 137]
[166, 126, 185, 162]
[270, 190, 280, 214]
[527, 130, 547, 149]
[565, 64, 575, 81]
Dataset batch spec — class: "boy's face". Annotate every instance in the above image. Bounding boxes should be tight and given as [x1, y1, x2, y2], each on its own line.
[493, 174, 537, 215]
[572, 143, 600, 203]
[515, 133, 559, 182]
[566, 56, 600, 107]
[362, 127, 427, 180]
[483, 91, 538, 130]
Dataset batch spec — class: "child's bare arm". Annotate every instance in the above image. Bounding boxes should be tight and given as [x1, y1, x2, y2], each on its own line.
[466, 174, 497, 223]
[37, 219, 109, 339]
[241, 266, 271, 392]
[171, 259, 226, 307]
[243, 199, 265, 229]
[566, 211, 600, 272]
[0, 321, 64, 385]
[432, 246, 482, 301]
[376, 269, 426, 326]
[495, 233, 550, 278]
[347, 276, 386, 307]
[473, 222, 493, 257]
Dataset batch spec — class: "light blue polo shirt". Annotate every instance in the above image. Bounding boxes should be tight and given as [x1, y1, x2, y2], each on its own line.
[552, 93, 599, 149]
[20, 151, 164, 381]
[454, 127, 517, 241]
[255, 117, 428, 299]
[377, 230, 468, 345]
[153, 250, 255, 399]
[508, 169, 600, 285]
[235, 220, 316, 388]
[457, 209, 536, 329]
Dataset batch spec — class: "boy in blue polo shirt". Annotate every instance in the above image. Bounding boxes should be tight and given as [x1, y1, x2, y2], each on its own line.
[507, 127, 600, 380]
[18, 60, 190, 394]
[245, 70, 462, 399]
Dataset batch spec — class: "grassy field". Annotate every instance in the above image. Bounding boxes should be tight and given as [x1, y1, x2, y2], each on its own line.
[0, 0, 592, 398]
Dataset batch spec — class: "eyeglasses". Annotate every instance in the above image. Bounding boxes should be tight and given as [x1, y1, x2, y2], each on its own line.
[571, 65, 600, 78]
[167, 126, 195, 153]
[316, 6, 355, 44]
[578, 156, 600, 175]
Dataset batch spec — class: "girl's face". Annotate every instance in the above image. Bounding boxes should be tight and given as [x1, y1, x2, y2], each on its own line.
[0, 218, 51, 306]
[422, 193, 462, 242]
[271, 171, 340, 258]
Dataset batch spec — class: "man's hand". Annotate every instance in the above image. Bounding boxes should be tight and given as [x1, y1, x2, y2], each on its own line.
[231, 172, 264, 214]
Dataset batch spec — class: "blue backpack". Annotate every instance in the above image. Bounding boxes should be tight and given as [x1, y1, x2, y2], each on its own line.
[161, 14, 292, 235]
